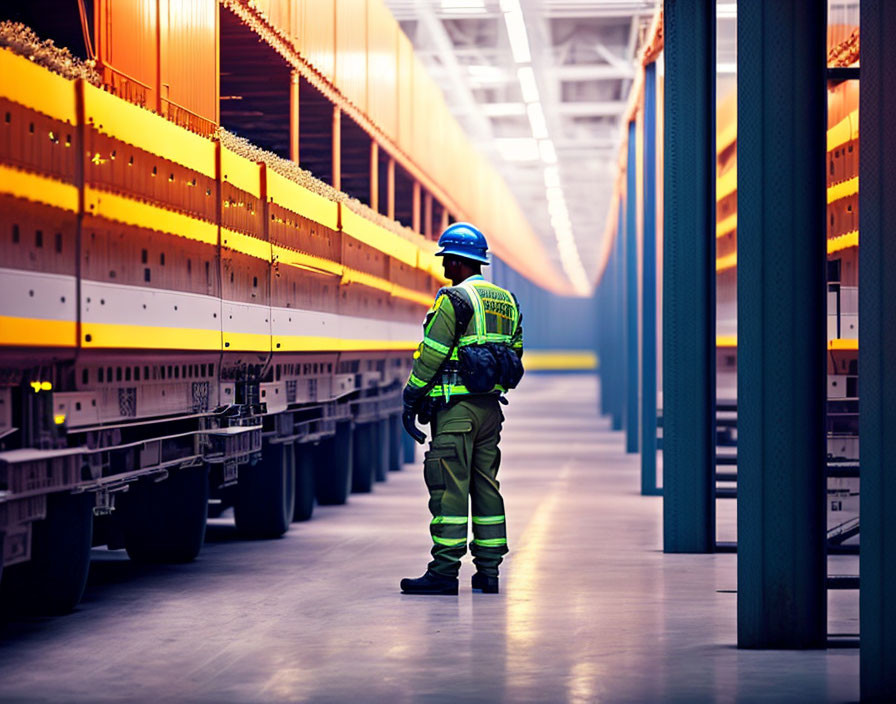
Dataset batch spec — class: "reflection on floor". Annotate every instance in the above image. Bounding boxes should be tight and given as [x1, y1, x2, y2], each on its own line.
[0, 374, 858, 703]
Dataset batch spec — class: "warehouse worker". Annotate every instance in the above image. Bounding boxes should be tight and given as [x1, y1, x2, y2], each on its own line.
[400, 222, 524, 595]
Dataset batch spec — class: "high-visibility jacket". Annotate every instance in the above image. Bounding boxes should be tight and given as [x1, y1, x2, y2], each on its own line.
[404, 275, 523, 403]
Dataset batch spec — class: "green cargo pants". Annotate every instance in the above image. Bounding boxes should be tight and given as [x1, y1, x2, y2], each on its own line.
[424, 394, 508, 578]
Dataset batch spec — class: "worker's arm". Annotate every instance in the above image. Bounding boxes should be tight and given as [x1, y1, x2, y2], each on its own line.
[403, 293, 458, 408]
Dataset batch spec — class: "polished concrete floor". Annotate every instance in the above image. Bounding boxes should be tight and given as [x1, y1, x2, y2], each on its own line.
[0, 374, 859, 703]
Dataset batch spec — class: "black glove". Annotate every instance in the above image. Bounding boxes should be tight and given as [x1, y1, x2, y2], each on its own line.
[402, 408, 426, 445]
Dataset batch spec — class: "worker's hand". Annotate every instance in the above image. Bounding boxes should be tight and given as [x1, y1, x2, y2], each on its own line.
[402, 408, 426, 445]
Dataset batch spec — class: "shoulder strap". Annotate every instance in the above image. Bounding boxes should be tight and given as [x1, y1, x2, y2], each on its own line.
[441, 286, 474, 348]
[509, 291, 522, 335]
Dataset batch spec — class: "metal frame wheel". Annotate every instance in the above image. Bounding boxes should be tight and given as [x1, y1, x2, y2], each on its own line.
[292, 443, 315, 522]
[313, 421, 353, 505]
[389, 413, 403, 471]
[351, 422, 376, 493]
[375, 419, 390, 482]
[122, 464, 210, 563]
[1, 491, 94, 616]
[234, 441, 295, 539]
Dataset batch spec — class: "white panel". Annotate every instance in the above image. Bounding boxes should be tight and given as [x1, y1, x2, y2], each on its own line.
[0, 267, 76, 321]
[222, 301, 271, 337]
[259, 382, 288, 414]
[840, 286, 858, 316]
[270, 307, 421, 344]
[827, 314, 839, 341]
[840, 314, 858, 338]
[81, 280, 220, 330]
[827, 375, 847, 399]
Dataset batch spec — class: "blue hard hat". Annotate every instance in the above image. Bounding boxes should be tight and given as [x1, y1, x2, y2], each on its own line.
[435, 222, 490, 265]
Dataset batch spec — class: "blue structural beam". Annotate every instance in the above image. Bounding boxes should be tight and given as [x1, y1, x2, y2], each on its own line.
[859, 1, 896, 697]
[641, 62, 659, 495]
[736, 0, 826, 649]
[661, 0, 716, 552]
[624, 121, 639, 454]
[613, 201, 625, 431]
[601, 205, 625, 431]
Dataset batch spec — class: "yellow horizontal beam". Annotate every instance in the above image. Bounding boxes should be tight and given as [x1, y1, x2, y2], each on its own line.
[0, 315, 76, 347]
[82, 81, 216, 179]
[223, 330, 270, 352]
[272, 245, 343, 277]
[0, 164, 79, 213]
[716, 163, 737, 202]
[0, 48, 76, 123]
[829, 338, 858, 351]
[716, 335, 737, 348]
[82, 321, 221, 350]
[267, 169, 339, 231]
[828, 110, 858, 152]
[392, 284, 434, 307]
[220, 146, 261, 198]
[716, 251, 737, 273]
[274, 335, 417, 352]
[222, 228, 271, 261]
[524, 350, 597, 371]
[341, 268, 392, 294]
[828, 176, 858, 204]
[716, 213, 737, 239]
[78, 321, 418, 352]
[717, 121, 737, 154]
[340, 207, 418, 267]
[828, 230, 858, 254]
[85, 187, 218, 245]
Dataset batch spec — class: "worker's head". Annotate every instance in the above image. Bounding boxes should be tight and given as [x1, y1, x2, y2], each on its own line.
[435, 222, 489, 285]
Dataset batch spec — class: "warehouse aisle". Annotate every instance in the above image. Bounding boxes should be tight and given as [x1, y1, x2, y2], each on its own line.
[0, 375, 857, 703]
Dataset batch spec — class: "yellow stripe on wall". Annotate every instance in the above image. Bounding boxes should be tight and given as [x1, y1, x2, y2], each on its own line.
[267, 169, 339, 230]
[524, 351, 597, 371]
[828, 230, 858, 254]
[829, 338, 858, 351]
[341, 207, 418, 267]
[0, 165, 79, 213]
[220, 146, 261, 198]
[0, 315, 77, 347]
[82, 322, 221, 350]
[85, 187, 218, 245]
[222, 228, 271, 261]
[716, 213, 737, 239]
[0, 48, 76, 123]
[222, 331, 271, 352]
[274, 335, 418, 352]
[82, 81, 216, 179]
[827, 110, 858, 152]
[272, 245, 344, 276]
[716, 251, 737, 272]
[827, 176, 858, 204]
[716, 163, 737, 201]
[716, 335, 737, 348]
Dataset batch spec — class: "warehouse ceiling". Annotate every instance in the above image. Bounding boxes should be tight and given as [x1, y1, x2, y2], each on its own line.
[383, 0, 658, 294]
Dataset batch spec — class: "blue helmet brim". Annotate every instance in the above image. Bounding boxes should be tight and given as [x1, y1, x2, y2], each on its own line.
[435, 247, 490, 264]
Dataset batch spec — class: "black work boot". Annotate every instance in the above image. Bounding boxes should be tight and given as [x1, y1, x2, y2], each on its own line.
[471, 572, 499, 594]
[400, 571, 459, 595]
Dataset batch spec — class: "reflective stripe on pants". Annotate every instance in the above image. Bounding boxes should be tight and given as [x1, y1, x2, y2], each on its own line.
[422, 395, 508, 578]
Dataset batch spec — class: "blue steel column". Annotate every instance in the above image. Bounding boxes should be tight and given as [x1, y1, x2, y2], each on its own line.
[611, 202, 625, 431]
[624, 122, 639, 453]
[662, 0, 716, 552]
[860, 1, 896, 697]
[598, 256, 610, 416]
[641, 62, 658, 494]
[736, 0, 827, 649]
